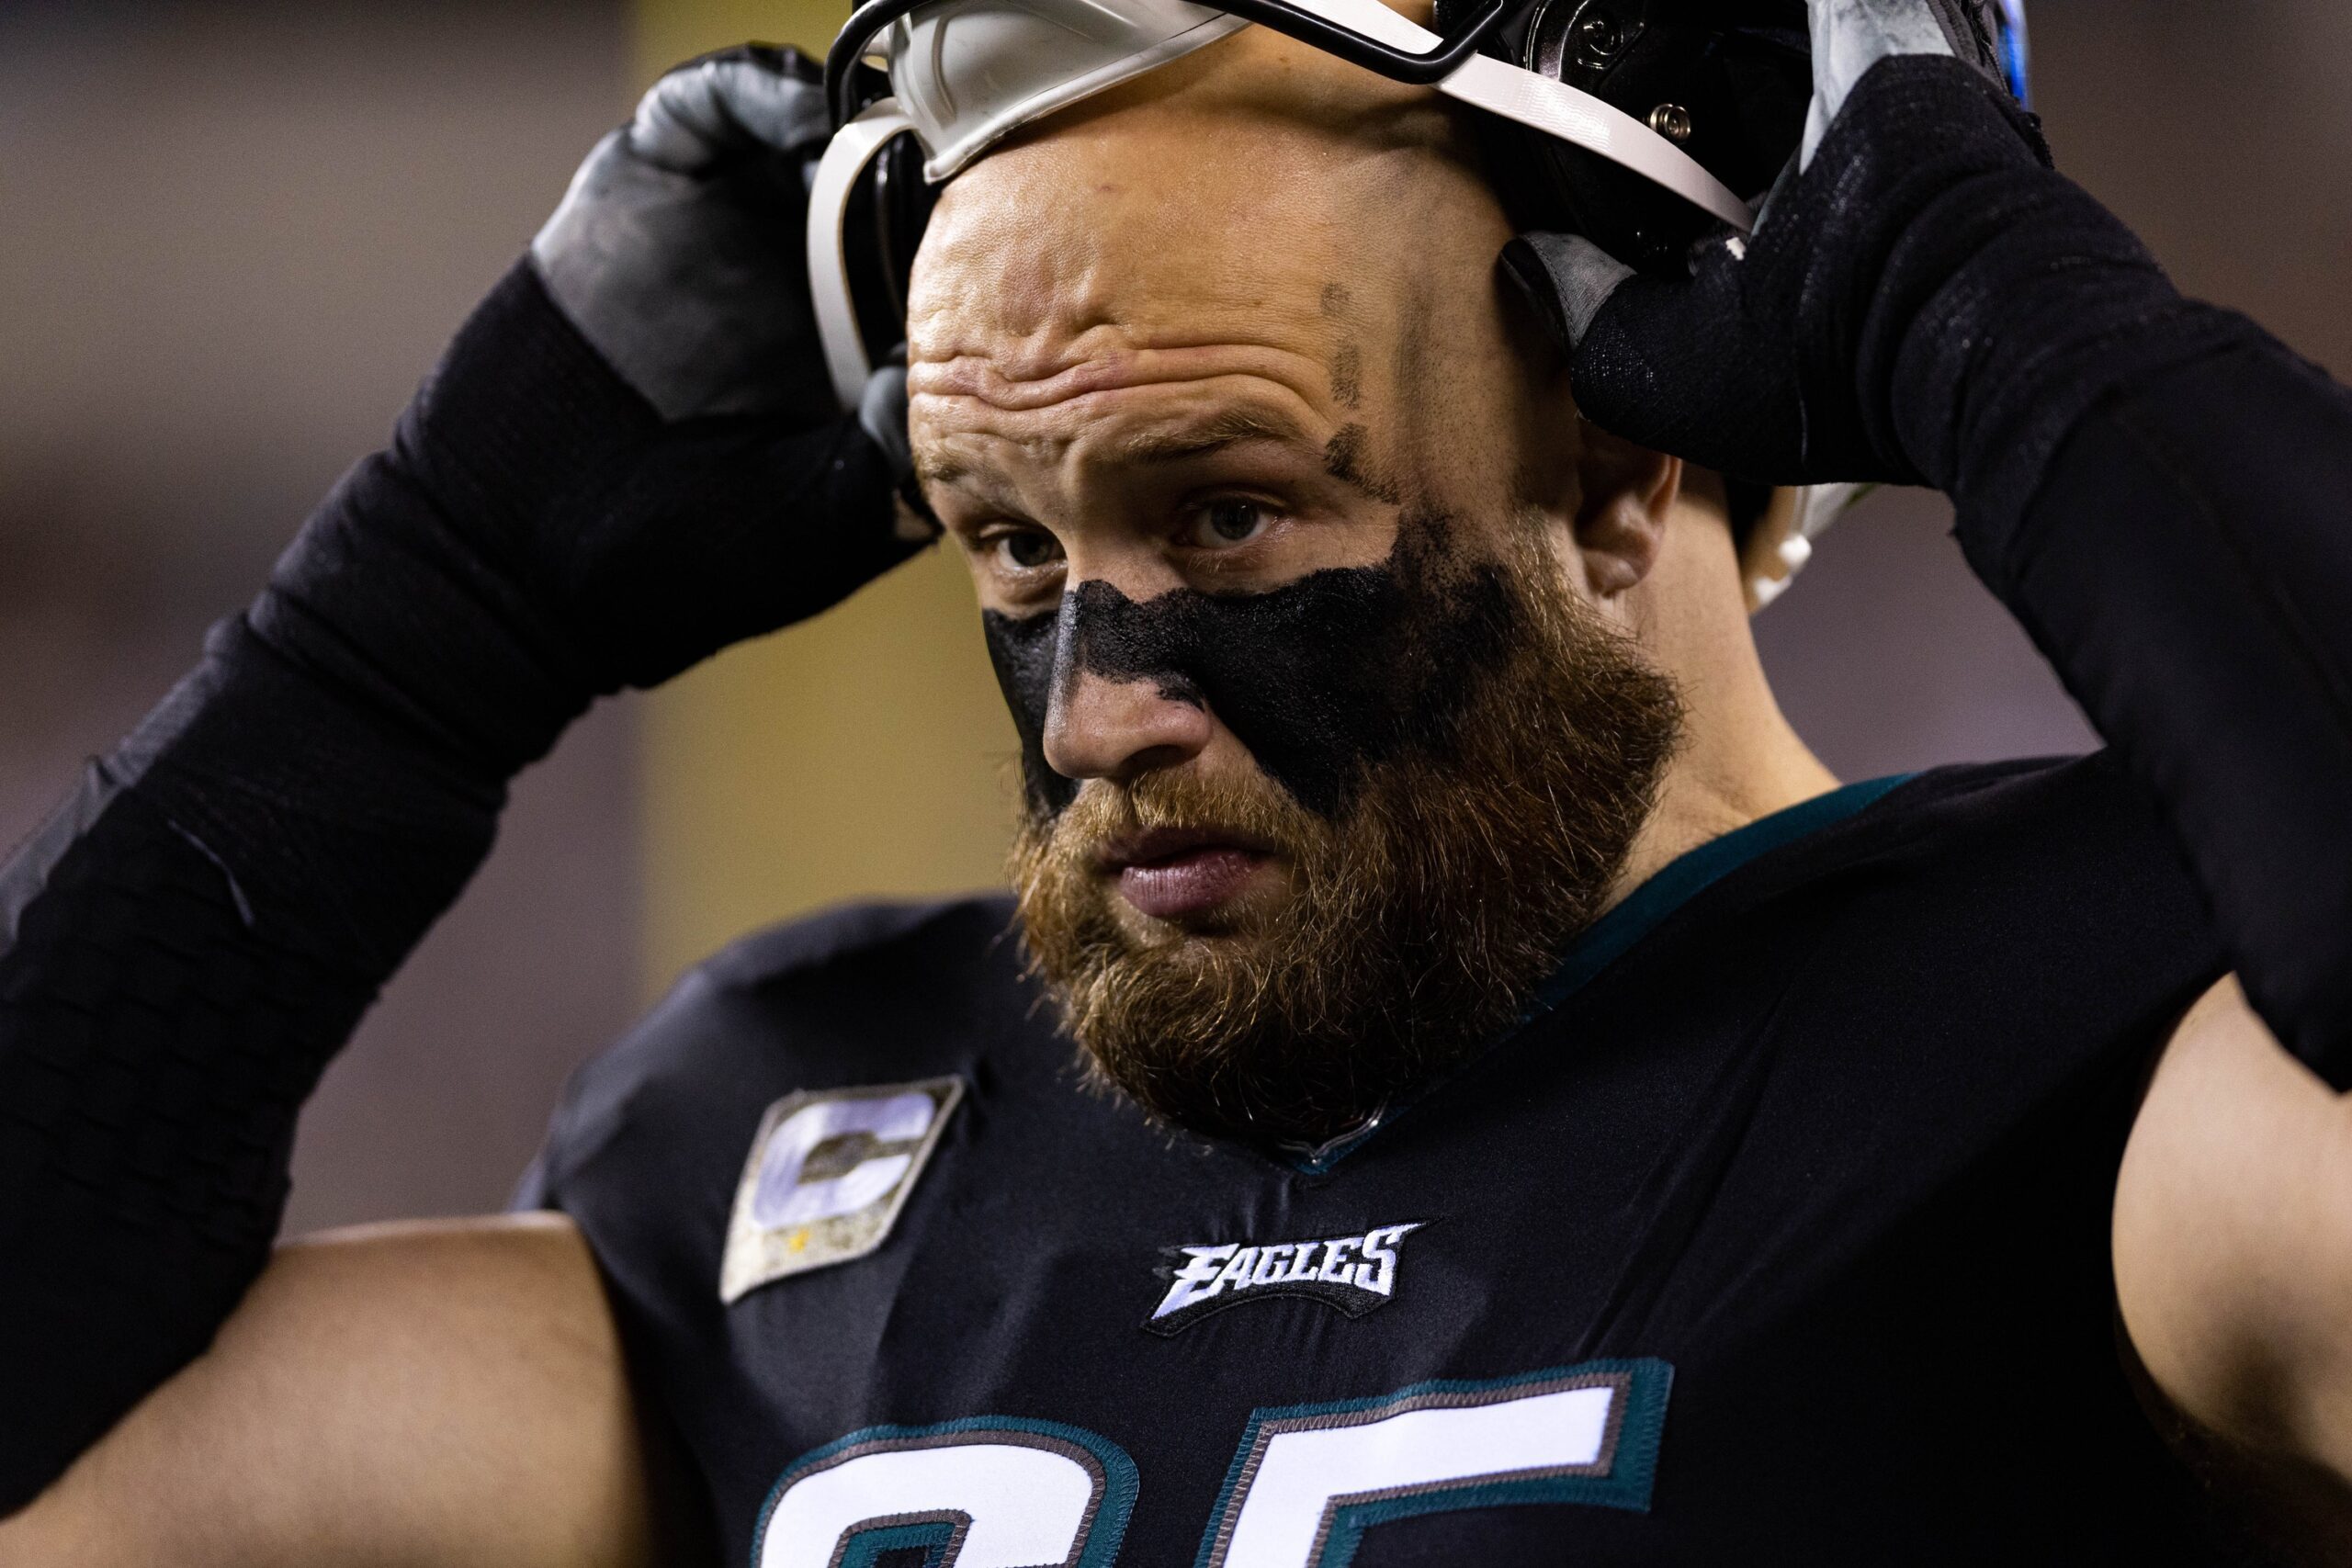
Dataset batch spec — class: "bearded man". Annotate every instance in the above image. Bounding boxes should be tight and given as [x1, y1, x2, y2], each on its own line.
[6, 0, 2352, 1562]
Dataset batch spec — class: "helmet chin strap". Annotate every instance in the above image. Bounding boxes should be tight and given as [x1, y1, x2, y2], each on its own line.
[1298, 0, 1751, 230]
[1747, 483, 1875, 611]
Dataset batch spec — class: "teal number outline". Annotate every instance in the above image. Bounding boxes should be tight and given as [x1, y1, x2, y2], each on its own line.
[750, 1415, 1139, 1568]
[834, 1517, 961, 1568]
[1192, 1358, 1675, 1568]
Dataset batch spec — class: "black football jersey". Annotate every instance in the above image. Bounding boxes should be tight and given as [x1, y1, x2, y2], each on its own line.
[517, 756, 2242, 1564]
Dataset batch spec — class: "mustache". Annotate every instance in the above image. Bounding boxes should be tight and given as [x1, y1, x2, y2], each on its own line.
[1006, 515, 1688, 1148]
[1038, 767, 1335, 865]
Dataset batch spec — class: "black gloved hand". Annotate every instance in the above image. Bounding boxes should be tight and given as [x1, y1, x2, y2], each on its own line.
[1498, 0, 2233, 531]
[274, 43, 928, 782]
[344, 43, 933, 741]
[1500, 3, 2352, 1099]
[533, 43, 859, 428]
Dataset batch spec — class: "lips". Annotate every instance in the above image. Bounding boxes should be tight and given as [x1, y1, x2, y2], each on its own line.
[1098, 826, 1275, 922]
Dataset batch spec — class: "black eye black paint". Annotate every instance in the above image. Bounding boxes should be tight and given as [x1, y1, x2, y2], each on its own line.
[980, 520, 1519, 818]
[1320, 425, 1400, 505]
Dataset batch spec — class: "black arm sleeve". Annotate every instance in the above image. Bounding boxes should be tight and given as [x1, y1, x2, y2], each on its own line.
[1951, 326, 2352, 1089]
[0, 264, 628, 1514]
[0, 256, 901, 1512]
[1769, 59, 2352, 1089]
[0, 653, 502, 1516]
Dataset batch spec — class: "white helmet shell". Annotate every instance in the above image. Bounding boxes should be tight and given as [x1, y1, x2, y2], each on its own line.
[886, 0, 1250, 181]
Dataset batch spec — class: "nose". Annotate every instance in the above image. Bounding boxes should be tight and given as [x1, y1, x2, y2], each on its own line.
[1042, 666, 1214, 786]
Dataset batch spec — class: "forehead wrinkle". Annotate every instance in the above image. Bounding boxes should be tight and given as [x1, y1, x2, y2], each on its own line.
[912, 379, 1332, 522]
[908, 337, 1329, 411]
[914, 369, 1328, 466]
[910, 226, 1334, 411]
[912, 446, 1004, 499]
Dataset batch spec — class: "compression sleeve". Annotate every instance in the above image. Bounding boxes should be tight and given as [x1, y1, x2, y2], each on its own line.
[1754, 57, 2352, 1089]
[1950, 324, 2352, 1090]
[0, 263, 630, 1515]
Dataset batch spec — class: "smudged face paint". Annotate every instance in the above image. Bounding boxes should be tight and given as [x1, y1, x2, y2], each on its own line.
[1009, 515, 1687, 1147]
[981, 516, 1516, 818]
[899, 81, 1648, 1143]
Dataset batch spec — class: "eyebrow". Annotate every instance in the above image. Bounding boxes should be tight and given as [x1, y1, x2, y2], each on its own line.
[916, 405, 1312, 496]
[913, 451, 989, 496]
[1106, 407, 1310, 465]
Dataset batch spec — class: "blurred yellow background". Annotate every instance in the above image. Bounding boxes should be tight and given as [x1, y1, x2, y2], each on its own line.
[8, 0, 2346, 1230]
[638, 0, 833, 73]
[635, 0, 1023, 992]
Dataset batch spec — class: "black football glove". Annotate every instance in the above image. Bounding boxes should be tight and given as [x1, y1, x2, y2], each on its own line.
[499, 42, 928, 700]
[1498, 0, 2223, 530]
[251, 44, 935, 788]
[535, 44, 867, 429]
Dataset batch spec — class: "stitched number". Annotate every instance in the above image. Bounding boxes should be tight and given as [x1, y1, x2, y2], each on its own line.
[752, 1361, 1668, 1567]
[1194, 1361, 1673, 1568]
[752, 1418, 1137, 1568]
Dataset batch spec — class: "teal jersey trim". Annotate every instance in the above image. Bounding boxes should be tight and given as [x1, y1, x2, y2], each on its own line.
[1285, 775, 1914, 1173]
[1528, 773, 1914, 1015]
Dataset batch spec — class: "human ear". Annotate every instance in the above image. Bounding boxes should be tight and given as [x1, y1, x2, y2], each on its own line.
[1571, 418, 1680, 599]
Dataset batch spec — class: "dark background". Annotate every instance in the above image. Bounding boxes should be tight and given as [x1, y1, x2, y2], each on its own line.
[4, 0, 2346, 1233]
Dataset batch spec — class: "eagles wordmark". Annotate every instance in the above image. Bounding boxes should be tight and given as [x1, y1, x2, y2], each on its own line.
[1145, 1223, 1424, 1337]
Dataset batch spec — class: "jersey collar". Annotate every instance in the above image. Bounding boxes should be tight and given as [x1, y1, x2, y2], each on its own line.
[1281, 773, 1916, 1174]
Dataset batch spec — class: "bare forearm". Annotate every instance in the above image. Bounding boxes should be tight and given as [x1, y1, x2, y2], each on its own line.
[0, 1216, 661, 1568]
[2117, 979, 2352, 1486]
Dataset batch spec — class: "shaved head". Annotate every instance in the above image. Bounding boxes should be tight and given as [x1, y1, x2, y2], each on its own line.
[905, 18, 1566, 545]
[906, 16, 1694, 1145]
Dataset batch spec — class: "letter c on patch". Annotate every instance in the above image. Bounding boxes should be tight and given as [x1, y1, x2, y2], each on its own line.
[752, 1090, 936, 1227]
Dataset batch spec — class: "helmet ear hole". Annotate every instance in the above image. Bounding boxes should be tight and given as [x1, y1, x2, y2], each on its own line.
[872, 130, 939, 333]
[1470, 0, 1811, 273]
[1456, 0, 2027, 273]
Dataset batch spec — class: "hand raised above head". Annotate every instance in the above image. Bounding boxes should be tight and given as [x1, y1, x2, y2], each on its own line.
[1496, 0, 2157, 521]
[329, 45, 937, 719]
[533, 44, 841, 427]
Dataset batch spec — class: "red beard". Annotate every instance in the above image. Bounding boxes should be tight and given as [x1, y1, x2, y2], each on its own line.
[1012, 523, 1683, 1148]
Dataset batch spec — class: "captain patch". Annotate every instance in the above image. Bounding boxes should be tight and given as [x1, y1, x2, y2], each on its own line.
[1145, 1222, 1423, 1337]
[719, 1077, 963, 1303]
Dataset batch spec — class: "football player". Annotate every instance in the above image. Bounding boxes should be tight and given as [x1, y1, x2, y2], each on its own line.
[5, 0, 2351, 1561]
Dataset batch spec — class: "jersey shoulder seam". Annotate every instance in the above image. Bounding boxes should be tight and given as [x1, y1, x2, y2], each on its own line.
[691, 890, 1018, 998]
